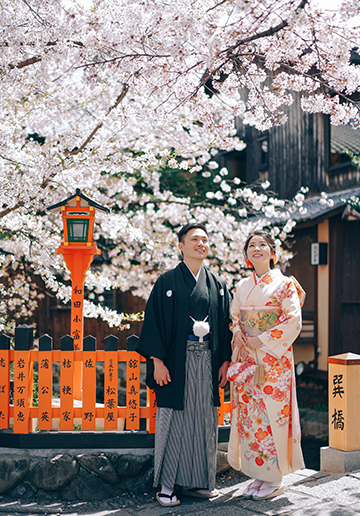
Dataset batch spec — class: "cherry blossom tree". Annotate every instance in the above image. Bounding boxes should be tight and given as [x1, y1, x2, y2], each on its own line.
[1, 0, 359, 331]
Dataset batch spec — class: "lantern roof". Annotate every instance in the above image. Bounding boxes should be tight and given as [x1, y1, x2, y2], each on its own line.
[46, 188, 110, 213]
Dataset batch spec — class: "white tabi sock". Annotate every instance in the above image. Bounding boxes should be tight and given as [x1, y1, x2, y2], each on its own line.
[159, 485, 178, 504]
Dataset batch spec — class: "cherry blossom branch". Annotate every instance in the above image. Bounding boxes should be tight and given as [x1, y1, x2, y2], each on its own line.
[0, 84, 130, 219]
[0, 162, 59, 219]
[11, 56, 42, 69]
[222, 0, 309, 56]
[66, 83, 130, 156]
[206, 0, 229, 13]
[21, 0, 49, 27]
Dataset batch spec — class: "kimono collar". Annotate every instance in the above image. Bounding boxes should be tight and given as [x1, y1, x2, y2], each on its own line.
[183, 261, 202, 282]
[253, 268, 281, 285]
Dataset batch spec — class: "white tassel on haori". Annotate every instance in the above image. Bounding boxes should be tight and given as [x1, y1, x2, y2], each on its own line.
[190, 315, 210, 343]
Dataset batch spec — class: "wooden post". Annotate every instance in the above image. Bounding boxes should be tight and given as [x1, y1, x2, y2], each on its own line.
[60, 247, 96, 400]
[328, 352, 360, 451]
[147, 388, 157, 434]
[82, 335, 96, 431]
[0, 334, 10, 429]
[217, 386, 225, 425]
[69, 261, 85, 352]
[126, 335, 140, 430]
[104, 335, 119, 431]
[60, 335, 74, 431]
[38, 335, 53, 431]
[13, 325, 33, 434]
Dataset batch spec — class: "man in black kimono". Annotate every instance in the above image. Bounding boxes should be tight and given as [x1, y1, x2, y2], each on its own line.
[136, 223, 232, 507]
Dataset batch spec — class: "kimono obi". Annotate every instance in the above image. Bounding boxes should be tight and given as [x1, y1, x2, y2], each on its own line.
[239, 305, 281, 337]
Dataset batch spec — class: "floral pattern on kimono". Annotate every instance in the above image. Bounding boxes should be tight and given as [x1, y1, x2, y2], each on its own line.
[227, 269, 305, 482]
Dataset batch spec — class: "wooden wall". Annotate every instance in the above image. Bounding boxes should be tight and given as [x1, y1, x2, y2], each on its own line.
[28, 283, 145, 350]
[241, 94, 359, 199]
[340, 219, 360, 354]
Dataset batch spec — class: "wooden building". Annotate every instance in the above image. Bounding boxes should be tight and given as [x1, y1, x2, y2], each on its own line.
[216, 97, 360, 376]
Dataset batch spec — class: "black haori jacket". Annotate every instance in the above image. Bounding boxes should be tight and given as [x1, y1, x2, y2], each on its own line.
[136, 262, 232, 410]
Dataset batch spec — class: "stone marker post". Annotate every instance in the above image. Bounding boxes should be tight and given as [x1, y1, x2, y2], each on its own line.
[321, 352, 360, 473]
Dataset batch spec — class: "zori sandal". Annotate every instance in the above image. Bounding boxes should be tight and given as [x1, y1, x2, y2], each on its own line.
[252, 483, 284, 500]
[156, 491, 180, 506]
[242, 479, 263, 499]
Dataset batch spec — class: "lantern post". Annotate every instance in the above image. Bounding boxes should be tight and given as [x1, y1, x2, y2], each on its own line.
[47, 189, 109, 399]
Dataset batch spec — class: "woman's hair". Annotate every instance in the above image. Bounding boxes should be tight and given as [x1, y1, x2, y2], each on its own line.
[243, 230, 277, 269]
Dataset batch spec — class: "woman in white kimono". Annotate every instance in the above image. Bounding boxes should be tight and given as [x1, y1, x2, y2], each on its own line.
[227, 230, 305, 501]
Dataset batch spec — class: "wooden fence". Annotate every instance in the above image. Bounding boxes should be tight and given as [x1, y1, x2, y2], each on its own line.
[0, 325, 231, 435]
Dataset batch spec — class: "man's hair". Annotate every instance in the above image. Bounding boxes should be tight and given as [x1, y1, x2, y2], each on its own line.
[177, 223, 208, 243]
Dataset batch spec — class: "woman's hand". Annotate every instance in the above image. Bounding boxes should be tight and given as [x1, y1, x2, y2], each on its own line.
[233, 329, 247, 349]
[153, 358, 171, 386]
[246, 336, 262, 349]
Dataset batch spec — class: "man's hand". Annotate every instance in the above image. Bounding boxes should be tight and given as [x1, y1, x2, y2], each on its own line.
[218, 361, 230, 388]
[153, 358, 171, 386]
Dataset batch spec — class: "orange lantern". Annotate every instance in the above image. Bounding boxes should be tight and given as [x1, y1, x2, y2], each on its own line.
[47, 189, 109, 398]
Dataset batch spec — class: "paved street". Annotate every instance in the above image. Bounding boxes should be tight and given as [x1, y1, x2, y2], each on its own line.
[1, 469, 360, 516]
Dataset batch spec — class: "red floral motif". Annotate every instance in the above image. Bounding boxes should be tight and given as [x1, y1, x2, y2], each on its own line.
[240, 403, 249, 415]
[244, 430, 251, 440]
[242, 394, 249, 403]
[243, 417, 253, 430]
[263, 385, 273, 395]
[263, 353, 277, 366]
[227, 362, 255, 383]
[251, 442, 260, 451]
[255, 428, 268, 442]
[273, 281, 295, 304]
[267, 425, 272, 435]
[258, 397, 267, 413]
[237, 421, 244, 437]
[266, 368, 281, 383]
[255, 457, 264, 466]
[278, 311, 288, 323]
[239, 346, 256, 364]
[281, 405, 290, 417]
[281, 356, 291, 369]
[272, 388, 287, 402]
[285, 281, 296, 299]
[262, 275, 273, 285]
[271, 328, 283, 339]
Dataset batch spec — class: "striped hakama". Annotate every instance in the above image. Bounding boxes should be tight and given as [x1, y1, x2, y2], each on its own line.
[154, 340, 218, 490]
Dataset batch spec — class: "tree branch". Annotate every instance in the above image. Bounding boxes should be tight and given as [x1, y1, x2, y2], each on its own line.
[222, 0, 309, 55]
[10, 55, 42, 69]
[66, 83, 130, 156]
[0, 85, 130, 219]
[0, 202, 25, 219]
[21, 0, 49, 27]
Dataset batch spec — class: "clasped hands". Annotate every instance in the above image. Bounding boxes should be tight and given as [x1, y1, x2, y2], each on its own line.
[233, 329, 262, 350]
